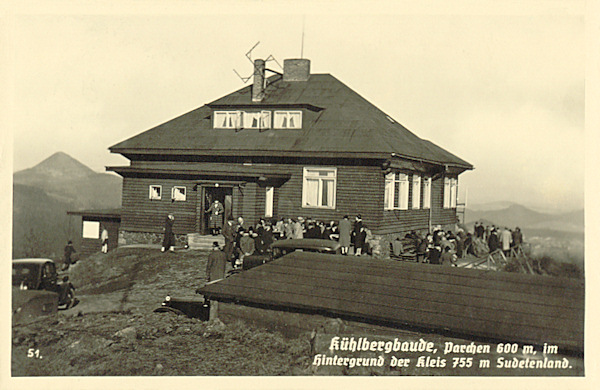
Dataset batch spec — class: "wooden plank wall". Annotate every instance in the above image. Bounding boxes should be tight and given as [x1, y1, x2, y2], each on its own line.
[121, 177, 197, 234]
[200, 252, 584, 351]
[120, 160, 459, 236]
[275, 164, 383, 229]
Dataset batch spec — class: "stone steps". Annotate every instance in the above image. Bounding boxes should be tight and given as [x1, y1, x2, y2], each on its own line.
[187, 233, 225, 250]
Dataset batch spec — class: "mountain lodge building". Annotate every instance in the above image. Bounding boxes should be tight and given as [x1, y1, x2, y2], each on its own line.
[107, 58, 473, 254]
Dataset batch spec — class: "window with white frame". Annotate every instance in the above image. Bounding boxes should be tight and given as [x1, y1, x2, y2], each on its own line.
[244, 111, 271, 129]
[214, 111, 243, 129]
[274, 111, 302, 129]
[412, 175, 421, 209]
[384, 172, 395, 210]
[398, 173, 409, 210]
[265, 186, 274, 217]
[443, 178, 451, 208]
[149, 185, 162, 200]
[302, 167, 336, 208]
[384, 172, 409, 210]
[450, 178, 458, 208]
[423, 177, 432, 209]
[171, 186, 186, 202]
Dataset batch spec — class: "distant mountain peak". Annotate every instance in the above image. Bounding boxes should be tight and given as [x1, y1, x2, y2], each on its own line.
[20, 151, 95, 179]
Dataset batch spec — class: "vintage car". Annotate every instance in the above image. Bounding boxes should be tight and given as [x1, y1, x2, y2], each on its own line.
[241, 238, 342, 270]
[12, 259, 77, 324]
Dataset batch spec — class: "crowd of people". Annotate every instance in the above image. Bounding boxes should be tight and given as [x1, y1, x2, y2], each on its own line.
[162, 208, 526, 269]
[395, 223, 526, 267]
[218, 214, 374, 268]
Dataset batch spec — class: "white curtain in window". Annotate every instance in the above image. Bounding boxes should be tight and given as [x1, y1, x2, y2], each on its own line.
[322, 179, 334, 207]
[443, 177, 451, 208]
[304, 178, 319, 206]
[398, 173, 409, 210]
[423, 177, 431, 209]
[289, 112, 301, 128]
[412, 175, 421, 209]
[450, 178, 458, 208]
[149, 186, 161, 200]
[260, 111, 271, 128]
[172, 187, 186, 201]
[265, 187, 274, 217]
[384, 172, 394, 210]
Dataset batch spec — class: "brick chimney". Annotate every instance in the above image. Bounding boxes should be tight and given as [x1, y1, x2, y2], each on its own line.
[283, 59, 311, 81]
[252, 59, 266, 102]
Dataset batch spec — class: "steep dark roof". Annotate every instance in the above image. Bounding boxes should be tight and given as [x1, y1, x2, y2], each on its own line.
[110, 74, 472, 169]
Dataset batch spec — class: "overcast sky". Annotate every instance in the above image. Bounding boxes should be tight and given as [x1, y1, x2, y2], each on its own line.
[5, 1, 586, 212]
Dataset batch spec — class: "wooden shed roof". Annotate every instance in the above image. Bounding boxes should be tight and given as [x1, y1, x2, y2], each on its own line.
[66, 208, 122, 219]
[110, 74, 472, 170]
[199, 252, 584, 351]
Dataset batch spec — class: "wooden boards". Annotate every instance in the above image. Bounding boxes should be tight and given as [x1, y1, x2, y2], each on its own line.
[199, 252, 584, 351]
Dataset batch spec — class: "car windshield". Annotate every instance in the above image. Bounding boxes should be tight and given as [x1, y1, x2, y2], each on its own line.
[12, 263, 40, 287]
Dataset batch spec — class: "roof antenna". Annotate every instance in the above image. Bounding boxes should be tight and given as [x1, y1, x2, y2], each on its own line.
[233, 41, 261, 83]
[301, 16, 305, 59]
[233, 42, 283, 84]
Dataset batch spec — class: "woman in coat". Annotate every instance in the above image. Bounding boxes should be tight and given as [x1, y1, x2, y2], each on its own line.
[161, 214, 175, 252]
[338, 215, 352, 255]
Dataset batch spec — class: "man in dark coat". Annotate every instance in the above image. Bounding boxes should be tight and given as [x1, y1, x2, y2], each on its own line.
[161, 214, 175, 252]
[352, 214, 363, 252]
[206, 242, 227, 282]
[488, 229, 499, 253]
[63, 241, 76, 271]
[222, 218, 236, 266]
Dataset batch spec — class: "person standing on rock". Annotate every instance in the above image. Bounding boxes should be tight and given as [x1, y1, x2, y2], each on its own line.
[161, 214, 176, 252]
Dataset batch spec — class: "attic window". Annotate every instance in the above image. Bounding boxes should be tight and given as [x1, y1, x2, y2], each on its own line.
[244, 111, 271, 129]
[214, 111, 242, 129]
[274, 111, 302, 129]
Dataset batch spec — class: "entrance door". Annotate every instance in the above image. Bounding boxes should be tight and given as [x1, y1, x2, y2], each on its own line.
[201, 185, 233, 235]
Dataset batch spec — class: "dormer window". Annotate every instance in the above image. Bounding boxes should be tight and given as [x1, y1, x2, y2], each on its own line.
[214, 111, 242, 129]
[244, 111, 271, 129]
[274, 111, 302, 129]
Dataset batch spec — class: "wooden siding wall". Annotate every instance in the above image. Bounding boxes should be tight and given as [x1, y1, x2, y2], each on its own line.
[275, 164, 383, 229]
[119, 159, 460, 236]
[121, 177, 197, 234]
[431, 175, 459, 227]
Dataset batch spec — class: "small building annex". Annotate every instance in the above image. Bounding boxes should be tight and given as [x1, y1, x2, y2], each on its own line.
[108, 58, 473, 252]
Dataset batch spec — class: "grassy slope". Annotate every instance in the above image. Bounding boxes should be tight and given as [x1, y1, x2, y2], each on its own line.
[12, 248, 311, 376]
